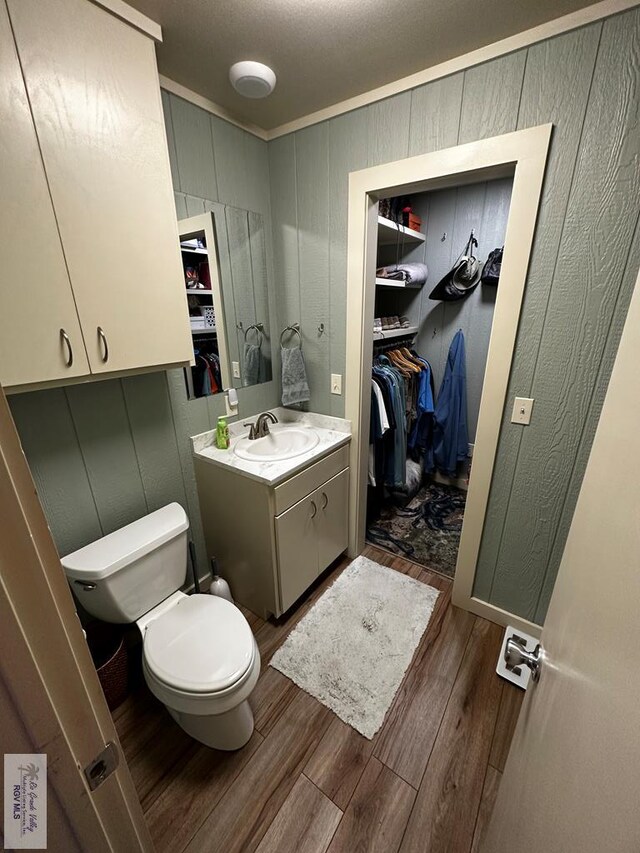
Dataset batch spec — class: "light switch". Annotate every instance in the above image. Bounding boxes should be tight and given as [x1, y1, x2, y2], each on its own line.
[232, 361, 241, 379]
[511, 396, 534, 425]
[331, 374, 342, 395]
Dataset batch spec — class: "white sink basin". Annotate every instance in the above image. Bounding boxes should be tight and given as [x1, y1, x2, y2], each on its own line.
[233, 424, 320, 462]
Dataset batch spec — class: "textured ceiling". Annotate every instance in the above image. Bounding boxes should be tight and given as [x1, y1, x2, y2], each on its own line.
[126, 0, 601, 130]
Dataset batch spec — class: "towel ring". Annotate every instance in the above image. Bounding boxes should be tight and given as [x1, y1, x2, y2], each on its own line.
[280, 323, 302, 348]
[244, 323, 264, 348]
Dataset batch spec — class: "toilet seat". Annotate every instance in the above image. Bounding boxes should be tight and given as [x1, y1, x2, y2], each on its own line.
[142, 594, 255, 694]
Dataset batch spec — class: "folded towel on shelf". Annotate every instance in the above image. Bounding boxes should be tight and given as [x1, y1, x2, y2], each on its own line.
[376, 263, 429, 286]
[243, 342, 261, 386]
[281, 346, 310, 406]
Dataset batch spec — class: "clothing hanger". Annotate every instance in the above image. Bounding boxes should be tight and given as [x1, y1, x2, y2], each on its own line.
[386, 349, 411, 374]
[398, 347, 424, 371]
[389, 348, 420, 374]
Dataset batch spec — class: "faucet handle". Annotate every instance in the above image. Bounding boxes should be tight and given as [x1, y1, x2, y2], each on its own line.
[243, 421, 257, 440]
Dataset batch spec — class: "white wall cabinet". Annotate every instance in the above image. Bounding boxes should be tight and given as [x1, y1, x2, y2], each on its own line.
[195, 445, 350, 618]
[0, 0, 192, 390]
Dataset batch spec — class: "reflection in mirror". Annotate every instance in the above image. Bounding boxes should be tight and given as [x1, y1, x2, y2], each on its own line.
[179, 205, 272, 400]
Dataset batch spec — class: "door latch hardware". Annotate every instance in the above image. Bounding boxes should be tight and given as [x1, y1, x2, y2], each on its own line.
[84, 741, 119, 791]
[505, 635, 543, 683]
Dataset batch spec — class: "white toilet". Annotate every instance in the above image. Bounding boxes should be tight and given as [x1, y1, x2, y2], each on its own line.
[61, 503, 260, 751]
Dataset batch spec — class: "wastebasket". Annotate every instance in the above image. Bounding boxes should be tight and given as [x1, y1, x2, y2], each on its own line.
[85, 621, 129, 711]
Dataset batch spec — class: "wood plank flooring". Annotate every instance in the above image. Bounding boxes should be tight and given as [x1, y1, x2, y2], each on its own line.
[113, 545, 524, 853]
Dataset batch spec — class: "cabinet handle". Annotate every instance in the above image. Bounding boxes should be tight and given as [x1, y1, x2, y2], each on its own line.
[310, 500, 317, 519]
[321, 492, 328, 510]
[60, 328, 73, 367]
[97, 326, 109, 363]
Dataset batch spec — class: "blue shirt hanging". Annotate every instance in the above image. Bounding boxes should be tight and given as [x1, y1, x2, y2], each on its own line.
[432, 329, 469, 477]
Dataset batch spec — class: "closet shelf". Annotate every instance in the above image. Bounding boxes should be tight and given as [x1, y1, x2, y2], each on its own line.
[373, 325, 419, 341]
[181, 246, 208, 255]
[375, 276, 423, 289]
[191, 326, 217, 335]
[185, 288, 213, 295]
[377, 215, 425, 245]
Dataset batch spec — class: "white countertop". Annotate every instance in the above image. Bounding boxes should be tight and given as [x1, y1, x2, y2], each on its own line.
[191, 408, 351, 486]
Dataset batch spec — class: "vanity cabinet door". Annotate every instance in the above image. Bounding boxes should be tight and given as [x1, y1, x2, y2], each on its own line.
[0, 0, 89, 388]
[275, 495, 319, 614]
[315, 468, 349, 573]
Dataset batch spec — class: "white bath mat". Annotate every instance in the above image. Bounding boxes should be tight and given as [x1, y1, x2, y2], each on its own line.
[270, 555, 440, 739]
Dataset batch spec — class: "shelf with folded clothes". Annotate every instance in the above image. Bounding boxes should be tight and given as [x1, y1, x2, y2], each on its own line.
[180, 245, 208, 255]
[377, 215, 425, 245]
[373, 325, 418, 341]
[375, 276, 422, 289]
[191, 326, 217, 335]
[375, 262, 428, 289]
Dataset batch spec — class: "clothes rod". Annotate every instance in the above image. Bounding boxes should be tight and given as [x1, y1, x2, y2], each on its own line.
[373, 335, 417, 352]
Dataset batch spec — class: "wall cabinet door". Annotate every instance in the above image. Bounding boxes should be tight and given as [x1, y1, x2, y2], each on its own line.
[0, 0, 89, 388]
[275, 495, 318, 614]
[7, 0, 192, 375]
[315, 469, 349, 573]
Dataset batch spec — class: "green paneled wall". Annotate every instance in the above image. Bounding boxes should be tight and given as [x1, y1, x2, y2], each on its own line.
[267, 10, 640, 623]
[10, 8, 640, 625]
[10, 93, 279, 579]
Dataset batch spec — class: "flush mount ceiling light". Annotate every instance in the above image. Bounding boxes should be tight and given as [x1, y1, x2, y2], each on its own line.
[229, 61, 276, 99]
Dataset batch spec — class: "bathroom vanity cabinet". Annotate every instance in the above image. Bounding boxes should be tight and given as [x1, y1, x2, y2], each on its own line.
[194, 444, 350, 618]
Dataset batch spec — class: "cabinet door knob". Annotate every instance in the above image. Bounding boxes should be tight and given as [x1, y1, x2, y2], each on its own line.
[321, 492, 328, 510]
[310, 500, 317, 519]
[60, 328, 73, 367]
[97, 326, 109, 363]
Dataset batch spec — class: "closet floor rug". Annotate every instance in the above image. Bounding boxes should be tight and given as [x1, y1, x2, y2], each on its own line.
[269, 555, 439, 739]
[366, 481, 466, 578]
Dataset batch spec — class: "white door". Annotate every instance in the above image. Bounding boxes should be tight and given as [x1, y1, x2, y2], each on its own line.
[484, 268, 640, 853]
[0, 385, 152, 850]
[0, 0, 89, 388]
[7, 0, 192, 374]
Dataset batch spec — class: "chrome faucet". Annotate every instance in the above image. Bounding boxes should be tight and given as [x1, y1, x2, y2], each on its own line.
[243, 411, 278, 440]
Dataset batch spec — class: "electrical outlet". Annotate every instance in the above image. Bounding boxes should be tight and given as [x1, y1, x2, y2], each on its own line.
[232, 361, 241, 379]
[511, 396, 534, 425]
[331, 373, 342, 395]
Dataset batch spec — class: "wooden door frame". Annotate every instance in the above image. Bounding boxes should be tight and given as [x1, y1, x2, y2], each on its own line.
[0, 385, 153, 851]
[345, 124, 552, 635]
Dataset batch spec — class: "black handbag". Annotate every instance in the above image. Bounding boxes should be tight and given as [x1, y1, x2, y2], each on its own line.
[481, 247, 503, 286]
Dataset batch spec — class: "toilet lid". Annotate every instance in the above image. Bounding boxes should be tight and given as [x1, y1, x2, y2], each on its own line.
[143, 595, 255, 693]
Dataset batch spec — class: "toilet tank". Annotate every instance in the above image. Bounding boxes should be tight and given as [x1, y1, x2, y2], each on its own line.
[61, 504, 190, 624]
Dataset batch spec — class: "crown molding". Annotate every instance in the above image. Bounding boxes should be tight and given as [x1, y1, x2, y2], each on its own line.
[159, 76, 268, 140]
[159, 0, 639, 141]
[91, 0, 162, 41]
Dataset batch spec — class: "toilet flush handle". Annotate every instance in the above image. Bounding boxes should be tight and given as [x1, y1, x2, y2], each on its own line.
[74, 580, 97, 591]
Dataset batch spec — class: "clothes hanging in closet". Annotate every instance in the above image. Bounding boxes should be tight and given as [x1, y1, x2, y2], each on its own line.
[369, 348, 434, 489]
[432, 329, 469, 477]
[191, 349, 221, 398]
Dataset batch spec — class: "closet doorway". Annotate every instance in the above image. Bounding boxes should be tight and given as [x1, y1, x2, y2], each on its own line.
[345, 125, 552, 631]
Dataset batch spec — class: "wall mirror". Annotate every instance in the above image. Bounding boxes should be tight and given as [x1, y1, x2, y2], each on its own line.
[178, 206, 272, 399]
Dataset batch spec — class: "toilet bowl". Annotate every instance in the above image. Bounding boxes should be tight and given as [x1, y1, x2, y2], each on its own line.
[138, 590, 260, 750]
[61, 503, 259, 750]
